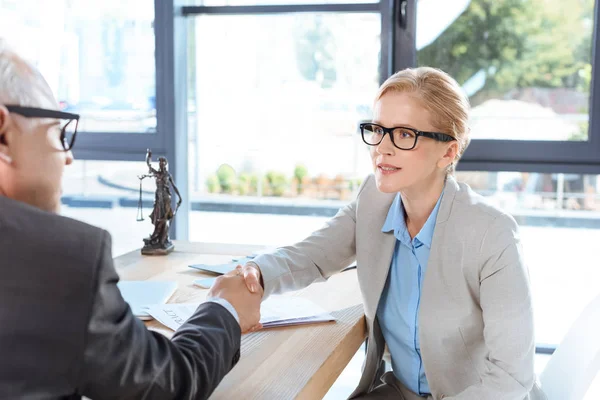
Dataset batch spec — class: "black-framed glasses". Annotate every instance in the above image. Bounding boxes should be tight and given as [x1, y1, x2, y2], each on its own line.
[359, 122, 455, 150]
[5, 105, 80, 151]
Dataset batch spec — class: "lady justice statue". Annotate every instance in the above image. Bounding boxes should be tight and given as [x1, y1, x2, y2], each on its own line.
[137, 149, 182, 255]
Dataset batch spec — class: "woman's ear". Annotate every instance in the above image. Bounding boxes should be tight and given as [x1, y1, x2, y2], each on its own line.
[0, 106, 14, 165]
[437, 141, 458, 170]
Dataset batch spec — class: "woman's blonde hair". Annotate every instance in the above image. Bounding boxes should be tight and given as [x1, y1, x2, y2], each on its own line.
[376, 67, 471, 174]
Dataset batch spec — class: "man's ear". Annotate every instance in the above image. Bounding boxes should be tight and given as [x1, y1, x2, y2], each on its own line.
[0, 106, 14, 165]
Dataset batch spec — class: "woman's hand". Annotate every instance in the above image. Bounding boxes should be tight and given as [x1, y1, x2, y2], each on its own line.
[234, 263, 263, 294]
[230, 264, 263, 333]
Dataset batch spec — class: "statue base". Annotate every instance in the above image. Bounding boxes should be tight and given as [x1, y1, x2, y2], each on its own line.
[141, 239, 174, 256]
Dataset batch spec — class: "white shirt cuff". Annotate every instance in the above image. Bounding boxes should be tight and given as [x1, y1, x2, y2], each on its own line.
[206, 298, 240, 325]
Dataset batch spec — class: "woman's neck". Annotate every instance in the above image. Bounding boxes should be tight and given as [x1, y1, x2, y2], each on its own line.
[400, 175, 446, 238]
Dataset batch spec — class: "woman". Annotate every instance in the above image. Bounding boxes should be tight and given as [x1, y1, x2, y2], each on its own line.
[239, 67, 544, 400]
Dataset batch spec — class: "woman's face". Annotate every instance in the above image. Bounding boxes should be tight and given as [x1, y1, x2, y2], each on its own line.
[370, 91, 456, 194]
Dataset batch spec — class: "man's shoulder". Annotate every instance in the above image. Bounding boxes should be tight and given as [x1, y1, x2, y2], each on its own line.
[0, 196, 108, 259]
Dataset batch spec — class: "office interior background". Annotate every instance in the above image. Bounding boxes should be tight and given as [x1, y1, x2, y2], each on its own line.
[1, 0, 599, 398]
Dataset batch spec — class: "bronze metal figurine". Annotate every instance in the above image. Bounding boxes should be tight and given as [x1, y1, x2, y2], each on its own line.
[137, 149, 182, 255]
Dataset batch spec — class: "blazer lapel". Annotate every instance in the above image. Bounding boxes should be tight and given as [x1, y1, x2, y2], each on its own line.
[434, 176, 458, 225]
[419, 176, 459, 372]
[421, 176, 459, 305]
[366, 231, 396, 320]
[423, 176, 459, 286]
[357, 185, 397, 321]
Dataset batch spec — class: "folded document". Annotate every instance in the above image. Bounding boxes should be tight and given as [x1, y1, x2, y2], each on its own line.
[147, 296, 335, 331]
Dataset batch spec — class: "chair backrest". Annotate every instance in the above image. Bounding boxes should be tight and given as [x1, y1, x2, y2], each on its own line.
[539, 292, 600, 400]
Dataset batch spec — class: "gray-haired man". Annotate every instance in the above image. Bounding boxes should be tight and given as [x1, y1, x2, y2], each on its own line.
[0, 39, 262, 400]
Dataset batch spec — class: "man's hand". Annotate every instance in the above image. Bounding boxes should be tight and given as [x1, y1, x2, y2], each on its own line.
[208, 273, 263, 334]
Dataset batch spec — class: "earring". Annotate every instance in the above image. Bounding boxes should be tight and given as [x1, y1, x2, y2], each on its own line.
[0, 152, 12, 164]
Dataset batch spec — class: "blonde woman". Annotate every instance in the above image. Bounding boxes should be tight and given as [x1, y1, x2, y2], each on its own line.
[239, 68, 544, 400]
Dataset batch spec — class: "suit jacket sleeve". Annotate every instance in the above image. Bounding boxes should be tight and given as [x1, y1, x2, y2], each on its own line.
[252, 176, 371, 299]
[77, 231, 241, 400]
[447, 214, 536, 400]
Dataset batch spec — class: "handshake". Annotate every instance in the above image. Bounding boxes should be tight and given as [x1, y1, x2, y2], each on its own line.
[207, 263, 265, 333]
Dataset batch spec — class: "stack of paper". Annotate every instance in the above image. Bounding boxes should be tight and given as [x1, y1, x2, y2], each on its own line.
[259, 297, 335, 328]
[117, 281, 178, 321]
[188, 256, 255, 275]
[146, 295, 335, 332]
[187, 248, 277, 275]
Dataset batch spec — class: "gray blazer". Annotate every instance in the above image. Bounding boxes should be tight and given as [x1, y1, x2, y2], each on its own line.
[253, 175, 546, 400]
[0, 195, 241, 400]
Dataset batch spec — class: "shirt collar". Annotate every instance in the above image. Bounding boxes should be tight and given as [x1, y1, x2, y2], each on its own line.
[381, 193, 410, 244]
[381, 191, 444, 248]
[415, 193, 443, 248]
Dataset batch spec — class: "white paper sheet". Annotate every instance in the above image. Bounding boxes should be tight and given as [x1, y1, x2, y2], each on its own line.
[147, 296, 335, 332]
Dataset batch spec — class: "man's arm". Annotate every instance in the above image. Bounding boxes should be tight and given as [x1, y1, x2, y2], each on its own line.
[77, 231, 241, 400]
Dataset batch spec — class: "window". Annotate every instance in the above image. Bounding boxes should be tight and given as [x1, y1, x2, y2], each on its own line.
[0, 0, 156, 134]
[0, 0, 171, 162]
[186, 11, 381, 241]
[417, 0, 599, 172]
[61, 160, 153, 257]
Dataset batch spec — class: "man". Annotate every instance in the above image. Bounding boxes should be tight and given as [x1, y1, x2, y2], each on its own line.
[0, 40, 262, 399]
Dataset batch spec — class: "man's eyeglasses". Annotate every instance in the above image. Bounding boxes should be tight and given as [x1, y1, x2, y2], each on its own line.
[5, 105, 80, 151]
[359, 122, 455, 151]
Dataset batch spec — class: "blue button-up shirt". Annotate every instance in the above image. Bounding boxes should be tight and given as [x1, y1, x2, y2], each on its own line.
[376, 192, 443, 396]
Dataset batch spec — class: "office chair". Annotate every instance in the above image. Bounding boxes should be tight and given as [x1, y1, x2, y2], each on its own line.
[539, 292, 600, 400]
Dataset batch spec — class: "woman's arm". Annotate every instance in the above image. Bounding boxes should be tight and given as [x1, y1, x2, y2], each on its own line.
[446, 214, 536, 400]
[244, 176, 372, 299]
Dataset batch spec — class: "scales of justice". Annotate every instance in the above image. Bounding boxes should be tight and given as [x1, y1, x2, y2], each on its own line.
[136, 149, 182, 255]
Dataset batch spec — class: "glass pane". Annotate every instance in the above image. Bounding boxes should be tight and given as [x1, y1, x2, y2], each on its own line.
[192, 0, 376, 6]
[187, 12, 380, 244]
[455, 170, 600, 346]
[0, 0, 156, 133]
[417, 0, 594, 141]
[61, 159, 155, 257]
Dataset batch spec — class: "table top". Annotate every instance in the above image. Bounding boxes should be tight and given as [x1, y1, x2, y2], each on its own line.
[114, 241, 366, 400]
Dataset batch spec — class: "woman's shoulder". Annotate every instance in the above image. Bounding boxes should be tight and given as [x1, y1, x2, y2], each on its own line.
[451, 179, 518, 232]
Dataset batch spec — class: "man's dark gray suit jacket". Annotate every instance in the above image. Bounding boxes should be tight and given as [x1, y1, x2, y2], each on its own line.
[0, 196, 241, 399]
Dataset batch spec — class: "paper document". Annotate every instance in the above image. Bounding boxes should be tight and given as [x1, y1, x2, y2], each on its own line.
[117, 281, 177, 320]
[188, 257, 254, 275]
[147, 296, 335, 332]
[148, 303, 200, 331]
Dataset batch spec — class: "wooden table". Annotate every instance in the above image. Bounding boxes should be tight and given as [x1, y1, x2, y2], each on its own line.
[114, 241, 367, 400]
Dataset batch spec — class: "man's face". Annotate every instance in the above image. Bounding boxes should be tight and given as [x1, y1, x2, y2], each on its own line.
[0, 76, 74, 213]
